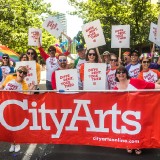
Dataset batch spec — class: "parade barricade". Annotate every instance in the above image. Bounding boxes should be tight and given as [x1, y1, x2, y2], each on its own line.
[0, 90, 160, 149]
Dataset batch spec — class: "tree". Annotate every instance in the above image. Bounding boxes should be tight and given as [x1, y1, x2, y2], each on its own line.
[68, 0, 159, 53]
[0, 0, 58, 53]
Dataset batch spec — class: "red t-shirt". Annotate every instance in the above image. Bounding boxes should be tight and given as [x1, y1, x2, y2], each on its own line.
[114, 78, 155, 90]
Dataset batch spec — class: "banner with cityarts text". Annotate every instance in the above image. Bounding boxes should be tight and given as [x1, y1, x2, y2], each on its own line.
[0, 91, 160, 149]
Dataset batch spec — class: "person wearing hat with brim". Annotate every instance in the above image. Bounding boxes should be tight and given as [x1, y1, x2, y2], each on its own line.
[102, 51, 111, 70]
[74, 44, 86, 89]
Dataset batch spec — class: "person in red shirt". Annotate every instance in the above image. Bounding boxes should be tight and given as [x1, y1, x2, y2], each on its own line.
[114, 65, 160, 155]
[51, 54, 69, 90]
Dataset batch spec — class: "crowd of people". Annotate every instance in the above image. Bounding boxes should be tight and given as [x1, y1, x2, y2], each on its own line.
[1, 37, 160, 154]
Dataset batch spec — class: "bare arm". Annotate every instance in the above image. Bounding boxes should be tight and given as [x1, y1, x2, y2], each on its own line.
[61, 32, 72, 53]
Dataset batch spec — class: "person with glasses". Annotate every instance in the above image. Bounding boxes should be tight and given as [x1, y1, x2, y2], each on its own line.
[26, 48, 41, 93]
[79, 48, 100, 88]
[0, 54, 14, 83]
[0, 66, 34, 153]
[106, 53, 118, 90]
[114, 65, 160, 155]
[37, 33, 71, 90]
[138, 53, 160, 83]
[102, 51, 111, 71]
[51, 54, 69, 90]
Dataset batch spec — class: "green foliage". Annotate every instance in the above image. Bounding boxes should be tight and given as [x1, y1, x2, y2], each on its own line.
[68, 0, 160, 52]
[0, 0, 57, 54]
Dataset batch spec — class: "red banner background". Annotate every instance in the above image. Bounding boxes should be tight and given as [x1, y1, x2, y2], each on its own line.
[0, 91, 160, 149]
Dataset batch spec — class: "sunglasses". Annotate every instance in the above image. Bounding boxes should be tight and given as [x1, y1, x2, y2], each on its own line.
[142, 61, 150, 64]
[116, 71, 126, 74]
[2, 57, 9, 59]
[110, 59, 117, 62]
[49, 50, 55, 53]
[17, 69, 27, 75]
[88, 53, 96, 56]
[59, 59, 67, 62]
[27, 52, 34, 55]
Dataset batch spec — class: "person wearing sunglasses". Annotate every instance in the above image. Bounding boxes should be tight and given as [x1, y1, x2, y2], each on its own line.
[114, 65, 160, 155]
[0, 66, 34, 153]
[26, 48, 41, 93]
[138, 53, 160, 83]
[0, 54, 14, 83]
[79, 48, 100, 89]
[106, 53, 118, 90]
[37, 33, 71, 90]
[51, 54, 69, 90]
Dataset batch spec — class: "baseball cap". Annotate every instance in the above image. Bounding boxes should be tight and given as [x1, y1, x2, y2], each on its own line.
[76, 44, 84, 51]
[103, 51, 110, 56]
[2, 54, 9, 58]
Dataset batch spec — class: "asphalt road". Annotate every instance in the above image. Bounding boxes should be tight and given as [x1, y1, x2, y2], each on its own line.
[0, 143, 160, 160]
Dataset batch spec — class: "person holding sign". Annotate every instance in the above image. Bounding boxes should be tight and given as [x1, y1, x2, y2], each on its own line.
[74, 44, 86, 89]
[26, 48, 41, 93]
[106, 53, 118, 90]
[37, 32, 71, 90]
[0, 66, 34, 152]
[138, 53, 160, 83]
[114, 65, 160, 155]
[51, 53, 69, 90]
[79, 48, 99, 87]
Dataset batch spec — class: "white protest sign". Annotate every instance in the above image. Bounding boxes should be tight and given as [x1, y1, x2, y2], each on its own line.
[28, 28, 42, 46]
[83, 63, 106, 90]
[82, 19, 106, 49]
[42, 16, 64, 38]
[16, 61, 37, 85]
[149, 22, 157, 44]
[111, 25, 130, 48]
[55, 69, 79, 90]
[156, 15, 160, 46]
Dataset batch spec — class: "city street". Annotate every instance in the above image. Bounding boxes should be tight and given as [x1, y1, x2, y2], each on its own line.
[0, 70, 160, 160]
[0, 142, 160, 160]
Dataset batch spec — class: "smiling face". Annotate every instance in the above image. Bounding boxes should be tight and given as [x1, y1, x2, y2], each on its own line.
[27, 49, 35, 60]
[110, 55, 118, 68]
[141, 57, 150, 71]
[58, 55, 67, 68]
[78, 49, 86, 59]
[131, 52, 139, 64]
[16, 66, 28, 81]
[87, 49, 96, 63]
[2, 55, 9, 66]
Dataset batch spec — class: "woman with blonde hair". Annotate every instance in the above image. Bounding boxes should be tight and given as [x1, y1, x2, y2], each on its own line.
[0, 66, 34, 152]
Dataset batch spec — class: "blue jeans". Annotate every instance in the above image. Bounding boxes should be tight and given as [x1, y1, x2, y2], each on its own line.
[46, 80, 52, 90]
